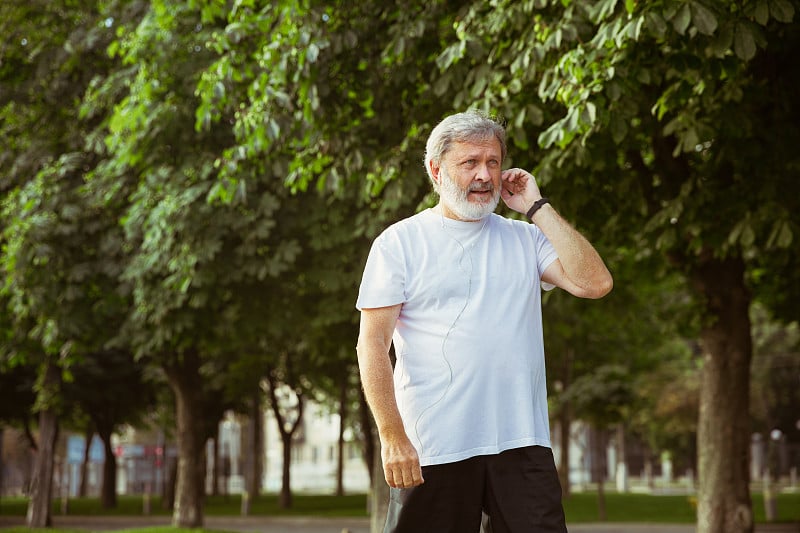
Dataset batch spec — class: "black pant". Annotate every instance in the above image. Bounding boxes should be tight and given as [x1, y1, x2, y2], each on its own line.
[384, 445, 567, 533]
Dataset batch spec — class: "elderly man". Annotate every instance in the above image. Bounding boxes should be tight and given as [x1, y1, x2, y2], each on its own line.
[356, 110, 612, 533]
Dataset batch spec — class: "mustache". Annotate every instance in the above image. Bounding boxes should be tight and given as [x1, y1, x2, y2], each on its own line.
[468, 182, 494, 192]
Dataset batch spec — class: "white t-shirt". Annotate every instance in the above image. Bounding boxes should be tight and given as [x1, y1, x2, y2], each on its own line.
[356, 209, 559, 467]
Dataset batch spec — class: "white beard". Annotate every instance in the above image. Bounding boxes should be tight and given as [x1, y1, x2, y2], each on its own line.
[438, 166, 500, 221]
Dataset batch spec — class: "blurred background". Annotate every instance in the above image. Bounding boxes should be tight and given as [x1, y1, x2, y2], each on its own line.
[1, 1, 798, 532]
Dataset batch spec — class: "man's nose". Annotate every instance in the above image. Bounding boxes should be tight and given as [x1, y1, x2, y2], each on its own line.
[475, 164, 492, 181]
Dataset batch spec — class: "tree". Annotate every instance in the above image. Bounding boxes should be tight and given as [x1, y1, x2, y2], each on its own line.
[264, 356, 306, 509]
[0, 0, 132, 525]
[84, 0, 299, 524]
[87, 0, 378, 523]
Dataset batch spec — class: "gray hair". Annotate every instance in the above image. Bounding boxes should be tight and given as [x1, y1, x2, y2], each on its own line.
[424, 110, 507, 188]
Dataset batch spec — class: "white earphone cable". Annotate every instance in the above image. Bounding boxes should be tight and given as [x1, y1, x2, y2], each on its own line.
[413, 213, 489, 455]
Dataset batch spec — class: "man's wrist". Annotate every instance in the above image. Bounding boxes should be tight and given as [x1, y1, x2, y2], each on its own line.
[378, 421, 409, 442]
[526, 197, 550, 220]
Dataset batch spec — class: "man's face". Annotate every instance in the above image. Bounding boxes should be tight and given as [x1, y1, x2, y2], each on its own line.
[434, 139, 503, 221]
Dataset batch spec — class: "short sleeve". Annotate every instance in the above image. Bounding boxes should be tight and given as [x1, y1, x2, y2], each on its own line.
[535, 227, 559, 291]
[355, 231, 407, 310]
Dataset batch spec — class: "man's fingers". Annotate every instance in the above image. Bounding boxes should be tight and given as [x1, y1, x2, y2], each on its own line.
[384, 464, 424, 488]
[501, 169, 531, 194]
[400, 468, 414, 488]
[386, 466, 405, 488]
[383, 463, 406, 488]
[382, 440, 423, 488]
[396, 466, 424, 488]
[411, 466, 425, 486]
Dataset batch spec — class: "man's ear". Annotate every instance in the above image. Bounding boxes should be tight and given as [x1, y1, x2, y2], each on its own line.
[429, 160, 441, 185]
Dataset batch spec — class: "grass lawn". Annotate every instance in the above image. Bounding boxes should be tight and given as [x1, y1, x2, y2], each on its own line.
[2, 530, 91, 533]
[562, 491, 800, 523]
[563, 492, 696, 523]
[1, 491, 797, 524]
[0, 527, 238, 533]
[0, 493, 368, 518]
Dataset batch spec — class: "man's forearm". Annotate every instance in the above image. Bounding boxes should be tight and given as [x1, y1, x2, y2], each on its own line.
[357, 341, 407, 441]
[532, 203, 613, 296]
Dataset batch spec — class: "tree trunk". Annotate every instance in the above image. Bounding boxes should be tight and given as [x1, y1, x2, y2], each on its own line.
[26, 361, 60, 528]
[79, 427, 93, 497]
[164, 456, 178, 510]
[211, 436, 219, 497]
[691, 256, 753, 533]
[246, 391, 263, 499]
[96, 427, 117, 508]
[593, 426, 607, 522]
[361, 379, 388, 533]
[280, 432, 293, 509]
[558, 347, 573, 498]
[558, 413, 571, 498]
[164, 353, 207, 528]
[616, 423, 628, 492]
[0, 427, 4, 507]
[336, 378, 347, 497]
[265, 368, 304, 510]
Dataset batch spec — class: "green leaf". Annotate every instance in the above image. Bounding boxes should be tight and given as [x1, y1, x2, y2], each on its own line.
[741, 224, 756, 247]
[709, 21, 734, 57]
[610, 114, 628, 144]
[213, 81, 225, 100]
[673, 3, 692, 35]
[646, 11, 668, 38]
[582, 101, 597, 125]
[433, 73, 451, 96]
[690, 2, 718, 35]
[606, 80, 622, 100]
[538, 122, 563, 149]
[754, 0, 770, 25]
[435, 44, 461, 70]
[776, 222, 793, 247]
[767, 220, 793, 248]
[769, 0, 795, 23]
[267, 118, 280, 140]
[680, 127, 699, 153]
[307, 42, 319, 63]
[309, 84, 320, 111]
[734, 23, 757, 61]
[527, 104, 544, 125]
[629, 16, 645, 40]
[591, 0, 620, 22]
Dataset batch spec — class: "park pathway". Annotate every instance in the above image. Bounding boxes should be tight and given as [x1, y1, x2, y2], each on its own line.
[0, 515, 798, 532]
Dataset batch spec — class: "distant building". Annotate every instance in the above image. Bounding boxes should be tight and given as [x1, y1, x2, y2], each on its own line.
[214, 404, 370, 495]
[264, 402, 370, 493]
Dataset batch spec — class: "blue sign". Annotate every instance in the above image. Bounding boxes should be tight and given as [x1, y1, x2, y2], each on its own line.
[66, 435, 105, 464]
